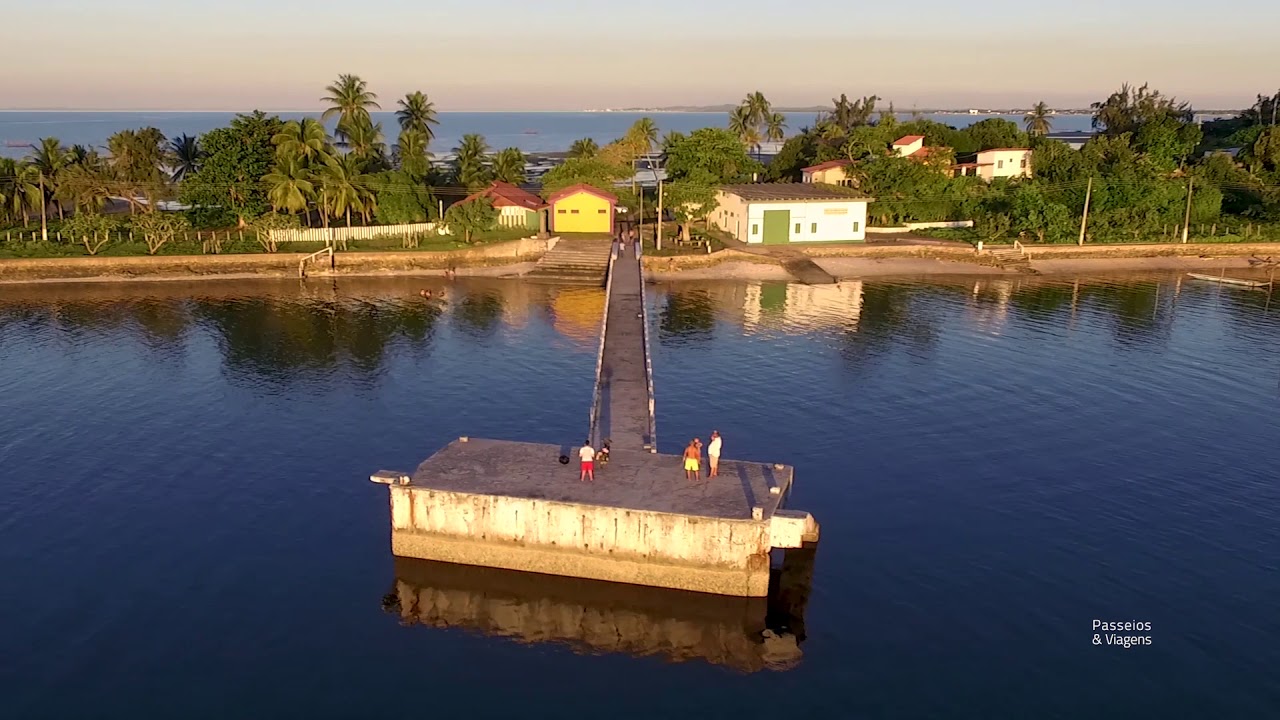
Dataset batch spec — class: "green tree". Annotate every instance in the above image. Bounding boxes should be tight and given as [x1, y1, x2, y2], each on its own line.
[1024, 102, 1053, 137]
[491, 147, 526, 184]
[766, 112, 787, 143]
[1091, 83, 1193, 136]
[451, 134, 491, 190]
[340, 117, 387, 170]
[179, 111, 284, 227]
[370, 171, 437, 224]
[264, 156, 314, 216]
[319, 153, 372, 226]
[627, 117, 659, 155]
[663, 181, 719, 242]
[963, 118, 1029, 151]
[568, 137, 599, 159]
[538, 157, 630, 196]
[130, 212, 192, 254]
[250, 212, 300, 252]
[273, 119, 331, 165]
[443, 197, 497, 243]
[106, 127, 169, 213]
[664, 128, 762, 184]
[395, 91, 439, 144]
[728, 105, 762, 155]
[26, 137, 69, 228]
[167, 134, 202, 182]
[394, 128, 432, 178]
[322, 74, 380, 142]
[61, 212, 117, 255]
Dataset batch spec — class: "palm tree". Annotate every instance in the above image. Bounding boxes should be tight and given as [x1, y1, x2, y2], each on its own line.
[340, 118, 386, 168]
[26, 137, 69, 228]
[395, 91, 439, 143]
[491, 147, 526, 184]
[1024, 101, 1053, 137]
[745, 92, 771, 130]
[728, 106, 762, 155]
[451, 133, 491, 190]
[6, 162, 42, 226]
[394, 128, 432, 177]
[321, 74, 380, 141]
[627, 117, 659, 156]
[273, 119, 331, 164]
[319, 153, 368, 227]
[263, 156, 315, 217]
[167, 134, 202, 181]
[766, 112, 787, 143]
[568, 137, 598, 159]
[660, 131, 684, 153]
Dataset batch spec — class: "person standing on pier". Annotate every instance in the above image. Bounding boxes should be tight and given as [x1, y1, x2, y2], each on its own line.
[683, 440, 701, 481]
[707, 431, 722, 478]
[579, 440, 596, 482]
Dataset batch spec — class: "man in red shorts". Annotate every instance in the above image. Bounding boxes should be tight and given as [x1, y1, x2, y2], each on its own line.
[579, 440, 596, 482]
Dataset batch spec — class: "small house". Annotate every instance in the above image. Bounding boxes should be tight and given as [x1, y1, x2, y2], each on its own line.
[801, 160, 854, 186]
[465, 181, 546, 231]
[547, 184, 617, 234]
[711, 184, 873, 244]
[953, 148, 1033, 180]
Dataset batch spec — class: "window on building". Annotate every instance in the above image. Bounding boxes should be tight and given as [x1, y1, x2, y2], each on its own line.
[794, 223, 800, 234]
[598, 209, 606, 214]
[1021, 158, 1028, 168]
[997, 160, 1004, 169]
[571, 209, 580, 214]
[557, 209, 566, 214]
[811, 223, 817, 233]
[852, 221, 860, 232]
[751, 224, 759, 235]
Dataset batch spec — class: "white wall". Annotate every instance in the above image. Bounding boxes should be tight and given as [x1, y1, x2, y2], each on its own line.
[711, 190, 751, 241]
[977, 149, 1032, 180]
[742, 200, 869, 243]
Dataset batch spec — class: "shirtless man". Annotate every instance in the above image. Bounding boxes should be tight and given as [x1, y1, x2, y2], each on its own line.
[683, 440, 701, 481]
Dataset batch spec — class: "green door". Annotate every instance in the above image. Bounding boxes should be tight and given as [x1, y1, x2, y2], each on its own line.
[761, 209, 790, 244]
[525, 209, 540, 232]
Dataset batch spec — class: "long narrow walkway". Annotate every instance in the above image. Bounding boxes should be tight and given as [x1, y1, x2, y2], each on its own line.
[592, 243, 654, 451]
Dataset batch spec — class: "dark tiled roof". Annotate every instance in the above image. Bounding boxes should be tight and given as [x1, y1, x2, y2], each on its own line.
[802, 159, 850, 173]
[466, 181, 546, 209]
[719, 183, 873, 202]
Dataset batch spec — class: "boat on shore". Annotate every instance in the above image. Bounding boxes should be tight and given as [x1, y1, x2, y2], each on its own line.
[1186, 272, 1273, 289]
[3, 140, 29, 148]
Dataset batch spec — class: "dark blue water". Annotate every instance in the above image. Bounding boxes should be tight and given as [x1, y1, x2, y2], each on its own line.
[1, 275, 1277, 718]
[0, 111, 1098, 159]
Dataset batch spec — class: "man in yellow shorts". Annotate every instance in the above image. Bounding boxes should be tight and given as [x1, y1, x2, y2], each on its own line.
[683, 440, 701, 481]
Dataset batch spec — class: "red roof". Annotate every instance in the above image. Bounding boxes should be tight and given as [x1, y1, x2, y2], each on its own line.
[546, 183, 618, 205]
[977, 147, 1031, 154]
[802, 160, 850, 173]
[465, 181, 545, 210]
[892, 135, 925, 146]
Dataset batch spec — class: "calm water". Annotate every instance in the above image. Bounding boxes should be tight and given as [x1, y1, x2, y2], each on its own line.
[0, 111, 1097, 159]
[1, 274, 1278, 718]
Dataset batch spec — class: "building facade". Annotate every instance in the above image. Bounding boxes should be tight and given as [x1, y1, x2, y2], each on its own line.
[953, 148, 1033, 180]
[801, 160, 852, 186]
[548, 184, 617, 234]
[712, 184, 872, 244]
[465, 181, 545, 230]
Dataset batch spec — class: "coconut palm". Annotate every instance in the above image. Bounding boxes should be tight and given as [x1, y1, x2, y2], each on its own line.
[728, 106, 762, 156]
[766, 112, 787, 143]
[321, 74, 380, 141]
[263, 156, 314, 216]
[26, 137, 69, 226]
[491, 147, 526, 185]
[394, 128, 432, 177]
[744, 92, 771, 130]
[568, 137, 598, 159]
[660, 131, 684, 153]
[167, 134, 202, 181]
[319, 153, 369, 227]
[451, 133, 491, 190]
[273, 119, 331, 164]
[1023, 101, 1053, 137]
[395, 91, 439, 143]
[340, 118, 386, 168]
[627, 117, 659, 155]
[5, 162, 42, 226]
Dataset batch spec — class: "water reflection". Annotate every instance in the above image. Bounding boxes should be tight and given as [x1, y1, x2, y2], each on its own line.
[383, 546, 816, 673]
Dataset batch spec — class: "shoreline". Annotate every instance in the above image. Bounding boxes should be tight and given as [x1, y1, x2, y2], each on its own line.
[1, 241, 1277, 287]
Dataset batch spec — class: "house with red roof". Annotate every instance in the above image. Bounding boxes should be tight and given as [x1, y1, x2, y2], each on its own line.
[464, 181, 547, 232]
[953, 148, 1033, 181]
[801, 159, 854, 186]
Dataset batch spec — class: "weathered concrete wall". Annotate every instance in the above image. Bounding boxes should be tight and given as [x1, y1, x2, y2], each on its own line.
[0, 237, 555, 284]
[388, 485, 773, 596]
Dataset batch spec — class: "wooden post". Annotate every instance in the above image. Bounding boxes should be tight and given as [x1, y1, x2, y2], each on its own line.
[1181, 177, 1193, 244]
[1077, 177, 1092, 246]
[656, 180, 664, 251]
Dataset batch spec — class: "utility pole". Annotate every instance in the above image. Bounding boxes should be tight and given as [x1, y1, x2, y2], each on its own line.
[1181, 177, 1194, 244]
[38, 175, 49, 243]
[1077, 177, 1092, 246]
[656, 180, 664, 251]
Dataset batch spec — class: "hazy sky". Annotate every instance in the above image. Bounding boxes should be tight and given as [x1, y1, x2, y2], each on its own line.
[2, 0, 1277, 110]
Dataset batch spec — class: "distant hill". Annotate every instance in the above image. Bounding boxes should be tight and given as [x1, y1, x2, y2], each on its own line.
[603, 105, 1102, 115]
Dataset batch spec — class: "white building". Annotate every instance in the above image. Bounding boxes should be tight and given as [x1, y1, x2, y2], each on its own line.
[712, 184, 873, 244]
[953, 148, 1033, 181]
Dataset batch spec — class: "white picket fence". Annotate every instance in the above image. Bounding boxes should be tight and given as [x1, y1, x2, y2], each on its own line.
[267, 222, 448, 244]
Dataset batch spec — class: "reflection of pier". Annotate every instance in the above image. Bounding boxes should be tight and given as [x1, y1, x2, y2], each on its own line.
[372, 242, 819, 597]
[384, 543, 816, 672]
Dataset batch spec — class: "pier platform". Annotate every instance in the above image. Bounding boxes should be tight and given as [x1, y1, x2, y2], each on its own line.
[372, 241, 819, 597]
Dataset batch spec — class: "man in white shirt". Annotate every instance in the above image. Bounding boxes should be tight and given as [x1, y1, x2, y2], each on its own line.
[579, 440, 596, 482]
[707, 431, 722, 478]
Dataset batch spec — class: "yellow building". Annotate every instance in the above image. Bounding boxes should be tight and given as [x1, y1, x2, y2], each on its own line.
[548, 184, 617, 234]
[801, 160, 853, 186]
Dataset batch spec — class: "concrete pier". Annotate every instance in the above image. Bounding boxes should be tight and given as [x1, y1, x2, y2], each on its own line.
[372, 240, 819, 597]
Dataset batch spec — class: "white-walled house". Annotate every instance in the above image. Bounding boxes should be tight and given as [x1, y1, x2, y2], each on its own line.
[712, 184, 873, 244]
[953, 148, 1033, 180]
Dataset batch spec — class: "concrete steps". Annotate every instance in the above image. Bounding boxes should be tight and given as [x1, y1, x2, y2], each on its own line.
[988, 247, 1032, 270]
[525, 240, 613, 284]
[781, 257, 837, 285]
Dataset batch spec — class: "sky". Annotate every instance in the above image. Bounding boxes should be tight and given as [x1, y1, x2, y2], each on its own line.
[2, 0, 1278, 111]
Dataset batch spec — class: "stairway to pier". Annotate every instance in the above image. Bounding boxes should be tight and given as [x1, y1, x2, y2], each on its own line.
[590, 243, 655, 452]
[988, 246, 1032, 271]
[525, 239, 614, 284]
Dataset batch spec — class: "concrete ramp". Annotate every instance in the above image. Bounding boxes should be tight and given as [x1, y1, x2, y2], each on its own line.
[525, 238, 613, 284]
[781, 257, 837, 285]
